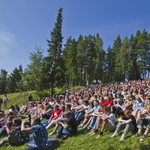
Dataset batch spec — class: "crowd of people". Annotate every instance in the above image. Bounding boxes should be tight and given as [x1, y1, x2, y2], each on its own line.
[0, 79, 150, 149]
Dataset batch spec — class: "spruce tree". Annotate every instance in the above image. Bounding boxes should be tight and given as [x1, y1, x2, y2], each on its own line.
[47, 8, 64, 95]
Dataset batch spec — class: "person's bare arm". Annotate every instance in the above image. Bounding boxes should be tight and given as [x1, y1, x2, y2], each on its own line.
[21, 121, 31, 132]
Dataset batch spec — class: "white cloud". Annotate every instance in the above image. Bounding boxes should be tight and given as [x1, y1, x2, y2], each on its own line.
[0, 30, 15, 54]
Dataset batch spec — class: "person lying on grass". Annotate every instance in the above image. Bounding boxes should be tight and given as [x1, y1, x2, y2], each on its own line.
[110, 109, 137, 141]
[21, 117, 48, 150]
[132, 104, 150, 142]
[0, 118, 29, 147]
[90, 106, 116, 137]
[55, 110, 77, 140]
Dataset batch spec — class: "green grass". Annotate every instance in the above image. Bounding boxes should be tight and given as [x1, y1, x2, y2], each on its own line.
[0, 86, 84, 109]
[1, 86, 150, 149]
[0, 126, 150, 150]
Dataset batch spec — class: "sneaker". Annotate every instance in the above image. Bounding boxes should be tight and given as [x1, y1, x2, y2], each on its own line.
[78, 124, 84, 128]
[62, 135, 68, 140]
[96, 132, 103, 138]
[90, 130, 95, 135]
[49, 131, 56, 136]
[110, 132, 119, 138]
[82, 126, 87, 130]
[140, 134, 146, 142]
[90, 129, 98, 136]
[120, 133, 126, 141]
[85, 128, 92, 132]
[132, 133, 142, 137]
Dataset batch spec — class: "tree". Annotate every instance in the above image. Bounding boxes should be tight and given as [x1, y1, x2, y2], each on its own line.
[6, 65, 23, 93]
[0, 69, 7, 94]
[112, 35, 122, 81]
[66, 38, 78, 87]
[47, 7, 64, 95]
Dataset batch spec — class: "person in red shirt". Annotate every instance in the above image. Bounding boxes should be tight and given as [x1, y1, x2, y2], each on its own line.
[48, 105, 61, 122]
[41, 105, 61, 127]
[105, 96, 113, 108]
[100, 97, 107, 106]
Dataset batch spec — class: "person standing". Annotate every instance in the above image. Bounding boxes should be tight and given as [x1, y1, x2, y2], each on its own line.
[28, 94, 33, 101]
[0, 99, 2, 111]
[3, 95, 8, 109]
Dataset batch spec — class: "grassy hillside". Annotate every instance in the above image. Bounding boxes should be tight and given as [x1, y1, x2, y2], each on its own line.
[0, 86, 150, 149]
[0, 126, 150, 150]
[0, 86, 84, 109]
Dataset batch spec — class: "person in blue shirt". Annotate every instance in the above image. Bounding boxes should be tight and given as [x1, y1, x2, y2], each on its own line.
[132, 95, 145, 119]
[21, 117, 48, 150]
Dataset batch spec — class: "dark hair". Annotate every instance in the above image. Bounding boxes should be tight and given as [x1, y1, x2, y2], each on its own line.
[94, 100, 99, 104]
[13, 118, 22, 126]
[65, 104, 71, 109]
[104, 107, 110, 112]
[83, 100, 88, 105]
[32, 117, 41, 124]
[64, 110, 72, 118]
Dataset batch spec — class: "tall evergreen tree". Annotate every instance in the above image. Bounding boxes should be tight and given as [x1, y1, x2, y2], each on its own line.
[47, 8, 64, 95]
[112, 35, 121, 81]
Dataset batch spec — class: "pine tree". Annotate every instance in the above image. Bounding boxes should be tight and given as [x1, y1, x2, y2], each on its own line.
[47, 8, 64, 95]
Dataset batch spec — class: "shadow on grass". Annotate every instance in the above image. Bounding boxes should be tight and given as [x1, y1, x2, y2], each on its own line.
[139, 144, 150, 150]
[46, 141, 62, 150]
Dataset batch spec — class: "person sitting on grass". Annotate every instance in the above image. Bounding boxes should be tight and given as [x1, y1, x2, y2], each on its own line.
[132, 104, 150, 142]
[41, 105, 53, 120]
[0, 116, 13, 138]
[46, 106, 65, 135]
[0, 118, 29, 147]
[41, 104, 61, 127]
[0, 111, 7, 128]
[21, 117, 48, 150]
[110, 109, 137, 141]
[78, 102, 94, 128]
[132, 95, 145, 119]
[48, 104, 75, 136]
[55, 110, 77, 140]
[75, 100, 89, 124]
[82, 100, 100, 131]
[91, 106, 116, 137]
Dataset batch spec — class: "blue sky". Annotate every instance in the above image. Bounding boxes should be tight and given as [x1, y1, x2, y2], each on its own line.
[0, 0, 150, 73]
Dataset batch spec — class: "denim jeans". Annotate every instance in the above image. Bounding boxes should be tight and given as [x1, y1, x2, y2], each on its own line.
[75, 111, 85, 121]
[57, 125, 71, 138]
[41, 120, 51, 127]
[0, 127, 7, 138]
[89, 116, 97, 128]
[137, 119, 150, 129]
[4, 101, 6, 109]
[115, 122, 134, 135]
[24, 147, 40, 150]
[93, 117, 99, 130]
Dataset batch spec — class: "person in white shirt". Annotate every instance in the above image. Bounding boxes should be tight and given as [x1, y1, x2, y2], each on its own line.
[95, 107, 116, 138]
[0, 112, 7, 128]
[3, 95, 8, 109]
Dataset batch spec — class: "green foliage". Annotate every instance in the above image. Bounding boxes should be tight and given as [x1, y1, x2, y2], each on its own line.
[47, 7, 65, 95]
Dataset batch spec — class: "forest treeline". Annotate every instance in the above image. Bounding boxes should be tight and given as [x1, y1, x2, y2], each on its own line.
[0, 8, 150, 95]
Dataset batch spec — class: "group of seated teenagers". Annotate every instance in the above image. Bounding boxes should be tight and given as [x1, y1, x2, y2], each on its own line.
[0, 79, 150, 149]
